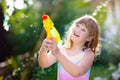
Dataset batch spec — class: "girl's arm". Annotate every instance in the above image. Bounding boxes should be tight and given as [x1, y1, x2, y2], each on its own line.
[52, 48, 94, 77]
[42, 37, 94, 77]
[38, 38, 57, 68]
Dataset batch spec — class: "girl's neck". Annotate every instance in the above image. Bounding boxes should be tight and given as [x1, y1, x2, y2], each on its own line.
[71, 43, 84, 51]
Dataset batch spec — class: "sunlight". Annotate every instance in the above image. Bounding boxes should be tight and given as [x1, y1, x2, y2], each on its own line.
[4, 0, 33, 31]
[5, 0, 28, 9]
[14, 0, 26, 9]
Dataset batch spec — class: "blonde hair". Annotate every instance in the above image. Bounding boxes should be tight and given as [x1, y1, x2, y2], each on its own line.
[64, 15, 101, 55]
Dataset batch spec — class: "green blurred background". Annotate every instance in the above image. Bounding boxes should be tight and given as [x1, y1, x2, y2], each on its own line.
[0, 0, 120, 80]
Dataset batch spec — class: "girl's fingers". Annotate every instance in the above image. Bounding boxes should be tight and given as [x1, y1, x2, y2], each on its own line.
[42, 37, 57, 51]
[45, 44, 53, 50]
[45, 37, 56, 45]
[50, 36, 56, 43]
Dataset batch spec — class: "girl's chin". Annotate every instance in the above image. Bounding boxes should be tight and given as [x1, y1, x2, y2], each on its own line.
[71, 37, 79, 42]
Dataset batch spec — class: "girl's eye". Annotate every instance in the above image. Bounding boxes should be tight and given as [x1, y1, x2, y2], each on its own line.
[76, 24, 86, 32]
[76, 24, 79, 27]
[81, 28, 86, 32]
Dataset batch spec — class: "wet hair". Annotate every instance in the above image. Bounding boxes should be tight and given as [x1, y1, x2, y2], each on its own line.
[64, 15, 101, 55]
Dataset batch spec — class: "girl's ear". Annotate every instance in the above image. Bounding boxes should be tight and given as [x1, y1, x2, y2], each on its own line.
[86, 36, 93, 41]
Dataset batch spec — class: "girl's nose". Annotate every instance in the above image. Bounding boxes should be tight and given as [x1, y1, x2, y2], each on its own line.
[75, 27, 81, 33]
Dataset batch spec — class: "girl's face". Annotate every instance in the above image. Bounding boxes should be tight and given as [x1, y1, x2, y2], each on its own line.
[70, 23, 90, 44]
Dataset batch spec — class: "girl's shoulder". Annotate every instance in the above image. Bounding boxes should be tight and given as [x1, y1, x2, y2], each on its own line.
[83, 48, 95, 59]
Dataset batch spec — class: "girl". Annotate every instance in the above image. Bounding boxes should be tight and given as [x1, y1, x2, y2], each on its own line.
[38, 15, 100, 80]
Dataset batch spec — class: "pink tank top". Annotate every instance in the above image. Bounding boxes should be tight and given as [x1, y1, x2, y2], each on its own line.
[57, 62, 90, 80]
[57, 53, 91, 80]
[57, 46, 91, 80]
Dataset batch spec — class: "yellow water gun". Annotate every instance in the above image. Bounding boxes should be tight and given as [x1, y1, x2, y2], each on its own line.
[42, 14, 61, 43]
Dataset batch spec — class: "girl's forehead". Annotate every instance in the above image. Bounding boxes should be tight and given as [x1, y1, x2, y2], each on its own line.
[76, 23, 86, 27]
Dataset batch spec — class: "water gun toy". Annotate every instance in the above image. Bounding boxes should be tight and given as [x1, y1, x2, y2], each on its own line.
[42, 14, 61, 43]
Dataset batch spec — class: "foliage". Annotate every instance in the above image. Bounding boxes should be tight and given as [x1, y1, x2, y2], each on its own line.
[1, 0, 96, 54]
[2, 0, 120, 80]
[92, 0, 120, 66]
[90, 63, 116, 80]
[7, 6, 41, 54]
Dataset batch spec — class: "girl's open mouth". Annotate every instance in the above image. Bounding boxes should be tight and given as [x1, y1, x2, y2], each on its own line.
[74, 32, 80, 37]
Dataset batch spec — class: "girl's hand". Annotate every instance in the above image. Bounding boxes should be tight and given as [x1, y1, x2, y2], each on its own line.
[41, 36, 58, 52]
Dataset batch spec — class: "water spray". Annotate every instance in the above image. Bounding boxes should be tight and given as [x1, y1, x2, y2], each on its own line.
[92, 0, 111, 17]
